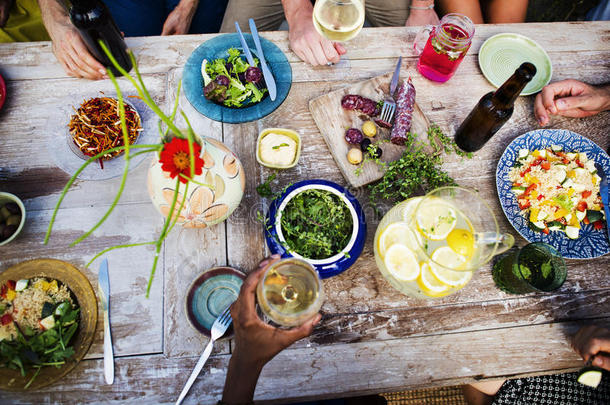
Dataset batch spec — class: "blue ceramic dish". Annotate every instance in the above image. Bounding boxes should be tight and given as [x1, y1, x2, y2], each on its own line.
[496, 129, 610, 259]
[183, 33, 292, 123]
[265, 180, 367, 278]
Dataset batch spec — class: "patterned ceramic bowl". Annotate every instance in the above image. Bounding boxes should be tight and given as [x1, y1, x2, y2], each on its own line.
[264, 180, 367, 278]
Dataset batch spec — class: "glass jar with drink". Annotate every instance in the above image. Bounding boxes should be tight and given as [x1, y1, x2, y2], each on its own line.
[413, 13, 475, 82]
[256, 258, 324, 326]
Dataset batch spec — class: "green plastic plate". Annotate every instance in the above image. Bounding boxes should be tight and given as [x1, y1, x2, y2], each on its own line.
[478, 33, 552, 96]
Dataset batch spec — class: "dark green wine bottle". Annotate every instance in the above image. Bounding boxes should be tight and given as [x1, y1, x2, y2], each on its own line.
[455, 62, 537, 152]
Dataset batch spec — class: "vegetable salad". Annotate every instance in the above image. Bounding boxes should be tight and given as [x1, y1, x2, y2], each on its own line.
[509, 146, 605, 239]
[202, 48, 267, 108]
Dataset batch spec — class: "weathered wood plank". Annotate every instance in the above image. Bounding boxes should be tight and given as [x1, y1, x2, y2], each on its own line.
[0, 202, 165, 358]
[1, 319, 607, 404]
[162, 68, 231, 358]
[1, 22, 609, 81]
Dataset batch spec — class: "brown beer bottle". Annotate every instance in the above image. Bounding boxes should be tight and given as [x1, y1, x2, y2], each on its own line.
[454, 62, 537, 152]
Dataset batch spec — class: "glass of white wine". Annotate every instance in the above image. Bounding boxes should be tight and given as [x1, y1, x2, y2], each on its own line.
[256, 258, 324, 327]
[313, 0, 365, 43]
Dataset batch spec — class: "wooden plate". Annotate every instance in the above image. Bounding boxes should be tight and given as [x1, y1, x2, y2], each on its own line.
[0, 259, 97, 391]
[309, 71, 430, 188]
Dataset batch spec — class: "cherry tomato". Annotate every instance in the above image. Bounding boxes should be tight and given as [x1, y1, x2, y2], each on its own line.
[582, 190, 592, 198]
[576, 201, 588, 212]
[0, 314, 12, 326]
[593, 220, 604, 230]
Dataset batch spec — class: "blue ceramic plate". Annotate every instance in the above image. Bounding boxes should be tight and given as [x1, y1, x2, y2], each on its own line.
[496, 129, 610, 259]
[185, 267, 245, 336]
[183, 33, 292, 123]
[265, 180, 367, 279]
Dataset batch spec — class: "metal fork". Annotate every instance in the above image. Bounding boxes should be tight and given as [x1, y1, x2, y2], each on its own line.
[380, 56, 402, 124]
[176, 306, 233, 405]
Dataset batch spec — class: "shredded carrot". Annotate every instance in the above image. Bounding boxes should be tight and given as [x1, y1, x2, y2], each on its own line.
[68, 97, 142, 163]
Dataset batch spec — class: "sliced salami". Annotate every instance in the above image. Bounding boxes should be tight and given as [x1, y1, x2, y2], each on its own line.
[390, 78, 416, 145]
[341, 94, 379, 117]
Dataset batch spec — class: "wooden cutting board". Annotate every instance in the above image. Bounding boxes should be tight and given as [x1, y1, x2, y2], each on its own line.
[309, 72, 430, 188]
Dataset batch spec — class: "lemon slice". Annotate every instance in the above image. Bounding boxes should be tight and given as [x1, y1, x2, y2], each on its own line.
[401, 197, 424, 222]
[429, 247, 472, 287]
[417, 262, 450, 296]
[415, 199, 457, 241]
[446, 228, 475, 258]
[384, 244, 420, 282]
[378, 222, 420, 257]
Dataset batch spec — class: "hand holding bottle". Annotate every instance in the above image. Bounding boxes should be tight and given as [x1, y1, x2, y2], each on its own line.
[534, 79, 610, 126]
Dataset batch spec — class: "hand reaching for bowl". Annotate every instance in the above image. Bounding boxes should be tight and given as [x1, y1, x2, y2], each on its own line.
[573, 325, 610, 371]
[534, 79, 610, 126]
[221, 255, 321, 404]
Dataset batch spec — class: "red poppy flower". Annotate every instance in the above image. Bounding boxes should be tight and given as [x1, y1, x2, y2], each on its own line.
[159, 137, 204, 183]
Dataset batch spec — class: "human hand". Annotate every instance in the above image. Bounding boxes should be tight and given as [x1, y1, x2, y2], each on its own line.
[0, 0, 14, 28]
[406, 9, 440, 27]
[572, 325, 610, 371]
[287, 5, 346, 66]
[161, 0, 198, 35]
[230, 255, 322, 368]
[534, 79, 610, 126]
[46, 19, 106, 80]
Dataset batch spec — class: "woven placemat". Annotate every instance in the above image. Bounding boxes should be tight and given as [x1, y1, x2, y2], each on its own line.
[381, 385, 467, 405]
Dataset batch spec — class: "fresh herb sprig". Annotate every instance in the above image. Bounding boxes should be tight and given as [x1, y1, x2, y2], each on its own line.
[256, 173, 277, 198]
[368, 125, 469, 208]
[280, 189, 353, 260]
[0, 301, 80, 389]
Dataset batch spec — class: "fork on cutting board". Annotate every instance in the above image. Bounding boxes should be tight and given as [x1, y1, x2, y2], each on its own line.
[175, 306, 233, 405]
[379, 56, 403, 125]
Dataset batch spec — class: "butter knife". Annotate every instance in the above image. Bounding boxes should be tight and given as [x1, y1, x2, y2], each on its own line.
[248, 18, 277, 101]
[234, 22, 256, 67]
[99, 258, 114, 385]
[390, 56, 402, 96]
[595, 163, 610, 242]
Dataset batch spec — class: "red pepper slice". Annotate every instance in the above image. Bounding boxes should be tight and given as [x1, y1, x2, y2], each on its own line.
[583, 217, 590, 225]
[576, 201, 588, 212]
[582, 190, 592, 198]
[520, 167, 532, 177]
[523, 183, 537, 196]
[542, 227, 550, 235]
[6, 280, 15, 290]
[537, 194, 545, 201]
[540, 161, 551, 170]
[513, 182, 522, 187]
[562, 158, 569, 164]
[0, 314, 12, 326]
[576, 159, 585, 168]
[593, 220, 604, 230]
[0, 285, 6, 299]
[519, 200, 531, 210]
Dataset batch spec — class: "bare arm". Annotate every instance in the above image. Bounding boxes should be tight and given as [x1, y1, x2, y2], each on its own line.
[484, 0, 528, 23]
[161, 0, 199, 35]
[38, 0, 106, 79]
[406, 0, 440, 27]
[436, 0, 484, 24]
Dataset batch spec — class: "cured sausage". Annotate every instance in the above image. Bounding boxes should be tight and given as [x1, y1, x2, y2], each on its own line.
[390, 78, 416, 145]
[341, 94, 379, 117]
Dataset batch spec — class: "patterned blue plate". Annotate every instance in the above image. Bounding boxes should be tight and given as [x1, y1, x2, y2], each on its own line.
[265, 180, 367, 279]
[496, 129, 610, 259]
[183, 33, 292, 123]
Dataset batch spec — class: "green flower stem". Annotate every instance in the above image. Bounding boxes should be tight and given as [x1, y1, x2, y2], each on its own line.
[99, 41, 183, 138]
[43, 144, 159, 245]
[24, 368, 41, 389]
[69, 69, 133, 247]
[146, 177, 181, 297]
[180, 111, 196, 179]
[167, 181, 189, 235]
[86, 241, 157, 269]
[130, 147, 162, 159]
[177, 173, 214, 189]
[163, 81, 182, 141]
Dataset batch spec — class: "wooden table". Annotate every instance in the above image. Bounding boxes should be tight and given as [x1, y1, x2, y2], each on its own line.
[1, 22, 609, 404]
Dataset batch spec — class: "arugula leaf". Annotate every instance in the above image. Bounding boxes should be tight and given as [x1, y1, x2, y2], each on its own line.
[519, 264, 532, 280]
[540, 260, 553, 278]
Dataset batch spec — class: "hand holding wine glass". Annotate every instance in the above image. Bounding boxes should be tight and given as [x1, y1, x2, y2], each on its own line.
[221, 255, 322, 404]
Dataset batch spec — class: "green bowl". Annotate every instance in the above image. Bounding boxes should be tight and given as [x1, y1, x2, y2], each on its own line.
[478, 33, 552, 96]
[0, 192, 26, 246]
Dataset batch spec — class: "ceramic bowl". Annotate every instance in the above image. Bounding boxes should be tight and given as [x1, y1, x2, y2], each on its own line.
[256, 128, 302, 169]
[0, 192, 26, 246]
[264, 180, 367, 279]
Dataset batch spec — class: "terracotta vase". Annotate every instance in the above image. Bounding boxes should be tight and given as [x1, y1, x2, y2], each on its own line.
[147, 136, 245, 228]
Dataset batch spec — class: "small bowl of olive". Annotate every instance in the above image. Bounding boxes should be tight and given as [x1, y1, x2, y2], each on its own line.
[0, 192, 26, 246]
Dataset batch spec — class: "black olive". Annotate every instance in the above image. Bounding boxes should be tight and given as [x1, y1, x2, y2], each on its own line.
[360, 138, 372, 152]
[5, 202, 20, 215]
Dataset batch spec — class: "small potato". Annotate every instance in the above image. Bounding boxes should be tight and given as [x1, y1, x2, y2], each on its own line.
[347, 148, 363, 165]
[362, 120, 377, 138]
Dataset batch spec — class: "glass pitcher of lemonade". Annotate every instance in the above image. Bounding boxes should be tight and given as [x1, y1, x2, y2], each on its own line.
[374, 187, 514, 299]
